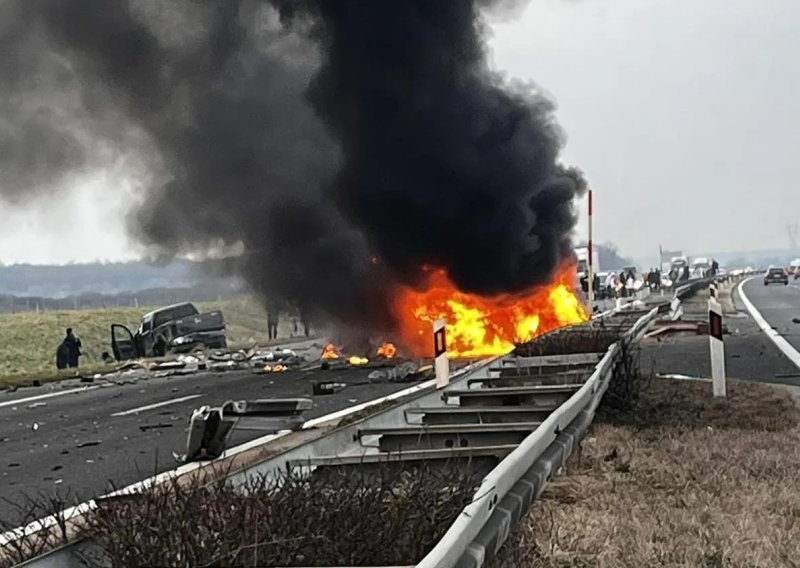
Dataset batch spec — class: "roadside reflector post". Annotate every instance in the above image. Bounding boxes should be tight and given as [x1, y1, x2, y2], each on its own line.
[709, 281, 718, 300]
[708, 290, 726, 397]
[433, 319, 450, 388]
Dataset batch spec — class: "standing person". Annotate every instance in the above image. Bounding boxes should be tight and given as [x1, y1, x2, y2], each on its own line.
[299, 306, 310, 337]
[619, 271, 627, 297]
[266, 300, 279, 340]
[593, 272, 601, 299]
[63, 328, 82, 369]
[605, 271, 616, 299]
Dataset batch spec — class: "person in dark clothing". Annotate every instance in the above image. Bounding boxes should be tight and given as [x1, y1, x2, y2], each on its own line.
[266, 301, 280, 340]
[681, 266, 690, 281]
[298, 306, 310, 337]
[56, 342, 69, 370]
[62, 328, 82, 368]
[619, 271, 627, 297]
[592, 273, 601, 299]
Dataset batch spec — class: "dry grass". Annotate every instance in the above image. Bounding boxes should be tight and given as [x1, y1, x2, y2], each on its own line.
[0, 297, 272, 387]
[0, 462, 484, 568]
[494, 378, 800, 568]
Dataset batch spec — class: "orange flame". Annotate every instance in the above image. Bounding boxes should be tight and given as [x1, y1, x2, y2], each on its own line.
[376, 342, 397, 358]
[321, 343, 340, 360]
[349, 355, 369, 366]
[392, 265, 587, 358]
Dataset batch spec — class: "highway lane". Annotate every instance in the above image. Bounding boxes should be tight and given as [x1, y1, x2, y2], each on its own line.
[641, 279, 800, 384]
[740, 276, 800, 355]
[0, 363, 429, 526]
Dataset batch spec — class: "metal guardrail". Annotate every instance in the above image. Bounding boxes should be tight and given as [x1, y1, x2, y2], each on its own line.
[416, 307, 659, 568]
[8, 300, 667, 568]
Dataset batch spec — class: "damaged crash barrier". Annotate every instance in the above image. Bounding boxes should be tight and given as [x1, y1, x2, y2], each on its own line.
[177, 398, 312, 462]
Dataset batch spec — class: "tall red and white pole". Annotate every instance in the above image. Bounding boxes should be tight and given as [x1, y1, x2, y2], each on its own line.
[587, 189, 594, 310]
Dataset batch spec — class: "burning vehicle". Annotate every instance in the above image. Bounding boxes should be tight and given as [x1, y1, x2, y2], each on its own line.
[111, 302, 227, 361]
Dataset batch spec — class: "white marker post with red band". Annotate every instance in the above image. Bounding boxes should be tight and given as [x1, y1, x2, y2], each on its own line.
[433, 318, 450, 388]
[708, 285, 726, 397]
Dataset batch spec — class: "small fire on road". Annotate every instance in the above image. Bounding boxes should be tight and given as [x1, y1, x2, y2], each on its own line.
[321, 344, 341, 360]
[376, 342, 397, 358]
[392, 265, 587, 358]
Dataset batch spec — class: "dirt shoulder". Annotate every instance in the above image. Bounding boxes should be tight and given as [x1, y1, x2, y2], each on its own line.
[494, 377, 800, 567]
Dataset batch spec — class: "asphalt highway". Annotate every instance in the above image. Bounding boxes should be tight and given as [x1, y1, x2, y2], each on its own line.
[641, 278, 800, 384]
[0, 354, 429, 526]
[740, 275, 800, 354]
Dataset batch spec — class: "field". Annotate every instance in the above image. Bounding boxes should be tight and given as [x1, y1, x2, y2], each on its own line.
[494, 378, 800, 567]
[0, 297, 277, 386]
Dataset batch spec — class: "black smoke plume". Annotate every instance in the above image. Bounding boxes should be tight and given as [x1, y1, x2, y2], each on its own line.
[1, 1, 585, 330]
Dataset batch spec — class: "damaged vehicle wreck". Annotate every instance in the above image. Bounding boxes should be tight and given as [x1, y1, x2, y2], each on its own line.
[111, 302, 227, 360]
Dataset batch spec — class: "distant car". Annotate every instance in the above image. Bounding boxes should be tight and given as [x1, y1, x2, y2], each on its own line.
[764, 267, 789, 286]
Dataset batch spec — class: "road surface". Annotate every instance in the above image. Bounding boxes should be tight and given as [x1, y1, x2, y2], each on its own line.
[0, 360, 428, 526]
[641, 278, 800, 384]
[739, 276, 800, 355]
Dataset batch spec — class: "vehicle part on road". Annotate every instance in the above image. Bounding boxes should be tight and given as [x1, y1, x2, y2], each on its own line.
[312, 381, 347, 395]
[139, 423, 174, 432]
[179, 398, 313, 462]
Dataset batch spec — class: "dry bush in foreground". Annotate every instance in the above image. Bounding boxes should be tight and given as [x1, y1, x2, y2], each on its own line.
[82, 461, 484, 567]
[494, 379, 800, 568]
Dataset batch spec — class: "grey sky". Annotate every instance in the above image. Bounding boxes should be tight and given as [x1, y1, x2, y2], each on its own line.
[2, 0, 798, 265]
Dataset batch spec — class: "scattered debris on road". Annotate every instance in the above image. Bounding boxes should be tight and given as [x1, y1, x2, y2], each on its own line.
[139, 423, 174, 432]
[76, 440, 102, 448]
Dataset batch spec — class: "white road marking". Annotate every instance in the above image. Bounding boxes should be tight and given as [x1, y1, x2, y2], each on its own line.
[0, 386, 100, 409]
[0, 368, 468, 547]
[111, 394, 203, 417]
[738, 277, 800, 370]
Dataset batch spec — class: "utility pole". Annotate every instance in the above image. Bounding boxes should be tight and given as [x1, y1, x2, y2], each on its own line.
[587, 189, 594, 310]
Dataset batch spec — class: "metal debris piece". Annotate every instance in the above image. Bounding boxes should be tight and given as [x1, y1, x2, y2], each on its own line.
[177, 398, 312, 462]
[27, 402, 47, 409]
[367, 361, 422, 382]
[313, 381, 347, 395]
[77, 440, 102, 448]
[139, 422, 174, 432]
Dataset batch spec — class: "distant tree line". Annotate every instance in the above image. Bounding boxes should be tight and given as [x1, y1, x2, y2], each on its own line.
[575, 242, 636, 271]
[0, 260, 241, 298]
[0, 283, 245, 314]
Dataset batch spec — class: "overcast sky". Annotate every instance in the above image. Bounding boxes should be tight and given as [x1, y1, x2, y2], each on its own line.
[2, 0, 799, 265]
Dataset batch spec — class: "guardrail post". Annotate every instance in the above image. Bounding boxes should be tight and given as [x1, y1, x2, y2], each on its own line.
[433, 318, 450, 388]
[708, 291, 726, 397]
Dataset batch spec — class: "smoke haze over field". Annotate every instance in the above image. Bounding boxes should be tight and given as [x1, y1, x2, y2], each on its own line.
[0, 0, 585, 328]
